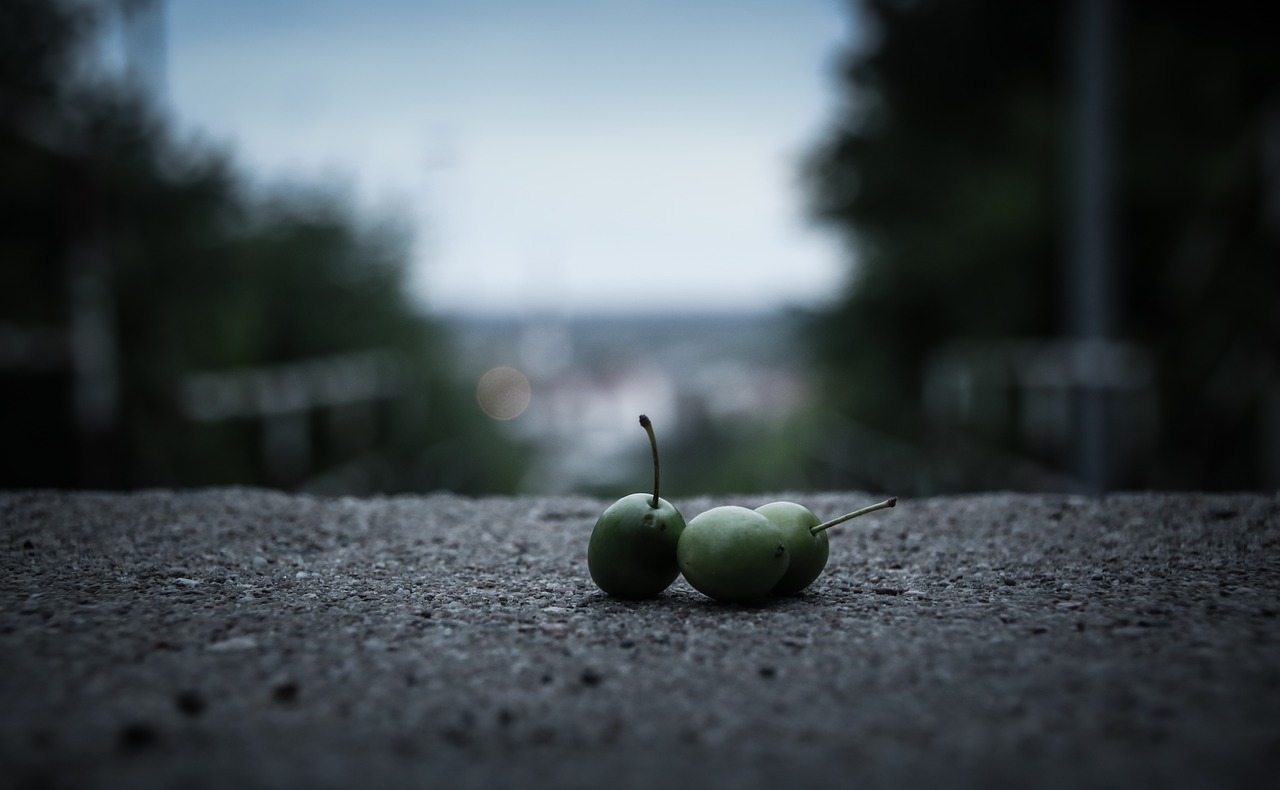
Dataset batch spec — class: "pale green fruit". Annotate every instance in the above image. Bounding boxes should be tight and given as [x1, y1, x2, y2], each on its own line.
[757, 497, 899, 596]
[677, 506, 788, 602]
[588, 493, 684, 599]
[586, 415, 684, 599]
[755, 501, 828, 596]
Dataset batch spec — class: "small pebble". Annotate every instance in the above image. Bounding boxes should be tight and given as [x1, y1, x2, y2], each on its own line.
[272, 681, 299, 703]
[118, 723, 158, 752]
[175, 690, 206, 717]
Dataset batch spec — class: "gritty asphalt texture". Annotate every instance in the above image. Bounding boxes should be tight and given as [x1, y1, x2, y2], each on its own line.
[2, 488, 1279, 790]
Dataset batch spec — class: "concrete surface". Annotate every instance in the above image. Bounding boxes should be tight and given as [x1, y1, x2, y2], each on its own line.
[2, 488, 1278, 790]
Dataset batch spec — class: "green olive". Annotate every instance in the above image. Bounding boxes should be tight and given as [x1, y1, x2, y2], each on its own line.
[754, 501, 828, 596]
[588, 493, 684, 598]
[757, 497, 898, 596]
[587, 416, 685, 599]
[676, 505, 788, 603]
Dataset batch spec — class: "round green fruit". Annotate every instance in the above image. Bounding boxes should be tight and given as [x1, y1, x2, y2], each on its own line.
[587, 415, 685, 599]
[757, 497, 898, 596]
[755, 501, 829, 596]
[588, 492, 685, 599]
[676, 505, 788, 603]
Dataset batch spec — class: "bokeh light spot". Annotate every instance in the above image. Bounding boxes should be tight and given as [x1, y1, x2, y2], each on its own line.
[477, 366, 531, 420]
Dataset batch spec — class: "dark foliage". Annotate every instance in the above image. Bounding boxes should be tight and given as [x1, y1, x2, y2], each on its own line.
[803, 0, 1279, 492]
[0, 0, 528, 493]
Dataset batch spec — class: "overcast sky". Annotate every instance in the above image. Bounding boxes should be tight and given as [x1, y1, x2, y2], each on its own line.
[163, 0, 857, 316]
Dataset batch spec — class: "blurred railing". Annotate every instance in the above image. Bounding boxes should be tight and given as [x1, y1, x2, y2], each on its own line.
[179, 350, 408, 485]
[922, 338, 1156, 490]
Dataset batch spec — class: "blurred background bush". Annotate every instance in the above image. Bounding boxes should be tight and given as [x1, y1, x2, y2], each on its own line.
[801, 0, 1277, 494]
[1, 0, 529, 494]
[2, 0, 1276, 497]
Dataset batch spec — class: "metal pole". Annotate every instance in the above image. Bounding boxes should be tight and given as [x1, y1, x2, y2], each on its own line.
[1070, 0, 1117, 493]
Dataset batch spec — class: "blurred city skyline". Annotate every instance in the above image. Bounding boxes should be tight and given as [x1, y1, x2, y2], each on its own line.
[150, 0, 856, 317]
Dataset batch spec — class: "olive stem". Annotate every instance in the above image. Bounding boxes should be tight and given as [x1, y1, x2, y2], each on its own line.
[810, 497, 897, 535]
[639, 415, 661, 510]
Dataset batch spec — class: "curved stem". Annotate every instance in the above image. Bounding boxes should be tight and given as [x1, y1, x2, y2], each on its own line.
[639, 415, 661, 509]
[810, 497, 897, 535]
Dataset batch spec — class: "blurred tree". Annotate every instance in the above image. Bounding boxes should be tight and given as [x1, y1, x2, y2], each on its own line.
[803, 0, 1279, 493]
[1, 0, 99, 487]
[1, 0, 529, 493]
